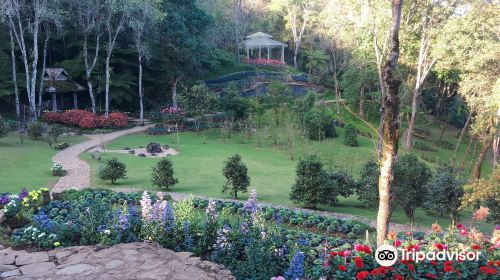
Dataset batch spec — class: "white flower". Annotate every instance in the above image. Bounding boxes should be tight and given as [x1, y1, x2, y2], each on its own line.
[104, 230, 111, 235]
[38, 233, 46, 238]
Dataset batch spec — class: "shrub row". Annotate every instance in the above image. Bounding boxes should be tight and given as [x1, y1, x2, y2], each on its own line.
[42, 110, 128, 129]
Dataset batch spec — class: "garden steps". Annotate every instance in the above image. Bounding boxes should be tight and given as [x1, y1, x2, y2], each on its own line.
[51, 124, 154, 196]
[0, 242, 234, 280]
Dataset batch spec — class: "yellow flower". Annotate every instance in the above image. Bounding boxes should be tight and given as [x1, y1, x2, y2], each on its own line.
[54, 242, 61, 247]
[40, 188, 49, 192]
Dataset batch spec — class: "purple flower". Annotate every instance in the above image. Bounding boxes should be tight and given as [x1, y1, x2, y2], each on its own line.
[118, 211, 129, 230]
[285, 251, 305, 280]
[159, 201, 174, 233]
[18, 189, 28, 201]
[0, 195, 10, 206]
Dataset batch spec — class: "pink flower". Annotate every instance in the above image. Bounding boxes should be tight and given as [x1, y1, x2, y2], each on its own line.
[460, 228, 468, 235]
[271, 277, 285, 280]
[457, 224, 463, 229]
[473, 206, 490, 221]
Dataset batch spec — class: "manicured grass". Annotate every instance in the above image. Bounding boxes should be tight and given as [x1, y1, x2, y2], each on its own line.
[83, 127, 494, 232]
[0, 133, 85, 193]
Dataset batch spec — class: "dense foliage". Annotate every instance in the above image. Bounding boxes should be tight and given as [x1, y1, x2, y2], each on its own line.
[152, 158, 178, 191]
[289, 155, 329, 209]
[222, 154, 250, 199]
[303, 108, 336, 141]
[99, 158, 128, 184]
[27, 122, 43, 139]
[425, 167, 466, 223]
[343, 124, 358, 147]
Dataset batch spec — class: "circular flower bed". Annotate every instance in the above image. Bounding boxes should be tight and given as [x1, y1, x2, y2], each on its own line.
[146, 143, 163, 153]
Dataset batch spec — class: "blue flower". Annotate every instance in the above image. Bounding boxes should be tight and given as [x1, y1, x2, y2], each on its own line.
[285, 251, 305, 280]
[182, 221, 193, 251]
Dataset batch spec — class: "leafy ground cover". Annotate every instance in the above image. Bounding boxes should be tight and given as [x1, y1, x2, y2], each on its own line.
[1, 188, 498, 279]
[0, 133, 85, 193]
[82, 123, 494, 232]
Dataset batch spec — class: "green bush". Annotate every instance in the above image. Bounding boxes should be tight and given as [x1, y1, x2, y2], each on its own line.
[289, 155, 329, 208]
[434, 140, 454, 150]
[152, 158, 179, 191]
[0, 120, 7, 138]
[424, 167, 465, 224]
[99, 157, 127, 184]
[324, 170, 358, 206]
[356, 160, 380, 208]
[48, 125, 65, 143]
[51, 163, 64, 176]
[343, 124, 358, 147]
[27, 122, 43, 139]
[222, 154, 250, 199]
[413, 141, 436, 152]
[303, 108, 336, 140]
[54, 142, 70, 150]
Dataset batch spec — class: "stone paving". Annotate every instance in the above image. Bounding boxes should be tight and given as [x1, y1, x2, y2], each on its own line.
[0, 242, 234, 280]
[51, 124, 154, 194]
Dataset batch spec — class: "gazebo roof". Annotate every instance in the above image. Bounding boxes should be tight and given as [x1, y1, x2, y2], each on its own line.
[246, 32, 273, 39]
[242, 37, 288, 48]
[43, 68, 86, 93]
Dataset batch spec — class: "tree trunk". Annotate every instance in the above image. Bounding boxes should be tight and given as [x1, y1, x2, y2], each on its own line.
[38, 33, 49, 116]
[377, 0, 402, 247]
[138, 55, 144, 126]
[293, 42, 300, 69]
[359, 85, 365, 119]
[9, 28, 20, 118]
[451, 111, 472, 167]
[105, 54, 111, 116]
[171, 77, 178, 108]
[471, 139, 492, 181]
[405, 87, 418, 149]
[83, 35, 100, 114]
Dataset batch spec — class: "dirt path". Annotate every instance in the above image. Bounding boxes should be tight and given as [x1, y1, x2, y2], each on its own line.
[51, 125, 153, 194]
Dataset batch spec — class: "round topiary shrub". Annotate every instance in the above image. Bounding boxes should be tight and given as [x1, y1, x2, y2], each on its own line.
[146, 143, 163, 153]
[343, 124, 358, 147]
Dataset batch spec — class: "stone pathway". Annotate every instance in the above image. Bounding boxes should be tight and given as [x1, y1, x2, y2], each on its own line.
[51, 124, 153, 194]
[0, 242, 234, 280]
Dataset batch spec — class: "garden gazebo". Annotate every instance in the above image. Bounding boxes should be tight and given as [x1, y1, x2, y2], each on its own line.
[43, 68, 86, 112]
[242, 32, 287, 62]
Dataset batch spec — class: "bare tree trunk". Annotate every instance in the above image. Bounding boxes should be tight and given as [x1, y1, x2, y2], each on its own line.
[105, 54, 111, 116]
[359, 85, 365, 119]
[471, 139, 492, 181]
[293, 42, 300, 69]
[83, 35, 100, 114]
[405, 88, 418, 149]
[461, 137, 473, 169]
[104, 14, 125, 117]
[377, 0, 402, 247]
[451, 111, 472, 168]
[9, 27, 20, 118]
[138, 55, 144, 126]
[38, 30, 50, 116]
[171, 77, 178, 108]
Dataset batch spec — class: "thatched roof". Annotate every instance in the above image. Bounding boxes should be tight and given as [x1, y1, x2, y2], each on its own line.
[43, 68, 86, 93]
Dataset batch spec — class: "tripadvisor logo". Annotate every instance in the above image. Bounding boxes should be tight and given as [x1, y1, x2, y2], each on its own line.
[374, 244, 481, 267]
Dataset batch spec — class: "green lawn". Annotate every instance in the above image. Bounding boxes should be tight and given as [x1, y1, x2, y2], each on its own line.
[0, 133, 85, 193]
[83, 127, 494, 232]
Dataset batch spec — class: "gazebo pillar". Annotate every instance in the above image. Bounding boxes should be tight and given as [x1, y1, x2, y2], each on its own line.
[267, 47, 270, 59]
[246, 48, 249, 59]
[51, 92, 57, 112]
[258, 47, 261, 59]
[281, 45, 285, 63]
[73, 92, 78, 109]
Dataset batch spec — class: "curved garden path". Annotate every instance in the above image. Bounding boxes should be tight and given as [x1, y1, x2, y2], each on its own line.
[51, 124, 154, 194]
[0, 242, 234, 280]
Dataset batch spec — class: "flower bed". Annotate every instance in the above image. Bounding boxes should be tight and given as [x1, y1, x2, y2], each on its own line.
[41, 110, 128, 129]
[1, 188, 499, 279]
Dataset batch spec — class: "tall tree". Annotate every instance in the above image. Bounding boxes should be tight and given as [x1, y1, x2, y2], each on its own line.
[376, 0, 402, 246]
[103, 0, 127, 116]
[67, 0, 104, 114]
[3, 0, 60, 120]
[128, 0, 160, 126]
[8, 25, 20, 117]
[158, 0, 211, 108]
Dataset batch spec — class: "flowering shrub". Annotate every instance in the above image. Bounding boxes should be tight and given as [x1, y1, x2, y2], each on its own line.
[51, 163, 64, 176]
[42, 111, 61, 123]
[43, 110, 128, 129]
[245, 58, 286, 67]
[79, 115, 99, 129]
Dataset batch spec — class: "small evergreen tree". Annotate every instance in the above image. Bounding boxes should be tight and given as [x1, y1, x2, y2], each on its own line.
[289, 155, 329, 208]
[425, 167, 465, 224]
[343, 124, 358, 147]
[99, 157, 127, 184]
[303, 108, 336, 140]
[27, 122, 43, 139]
[222, 154, 250, 198]
[152, 158, 179, 191]
[324, 170, 358, 206]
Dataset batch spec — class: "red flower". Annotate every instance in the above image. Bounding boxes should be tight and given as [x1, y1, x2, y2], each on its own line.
[434, 243, 444, 251]
[407, 264, 415, 271]
[425, 273, 438, 279]
[370, 267, 387, 276]
[337, 265, 347, 272]
[354, 257, 364, 269]
[479, 266, 497, 275]
[444, 265, 453, 272]
[472, 244, 481, 250]
[394, 274, 404, 280]
[330, 251, 338, 257]
[444, 260, 453, 266]
[488, 260, 494, 266]
[356, 271, 370, 280]
[495, 260, 500, 267]
[354, 244, 372, 254]
[429, 260, 437, 266]
[395, 240, 402, 247]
